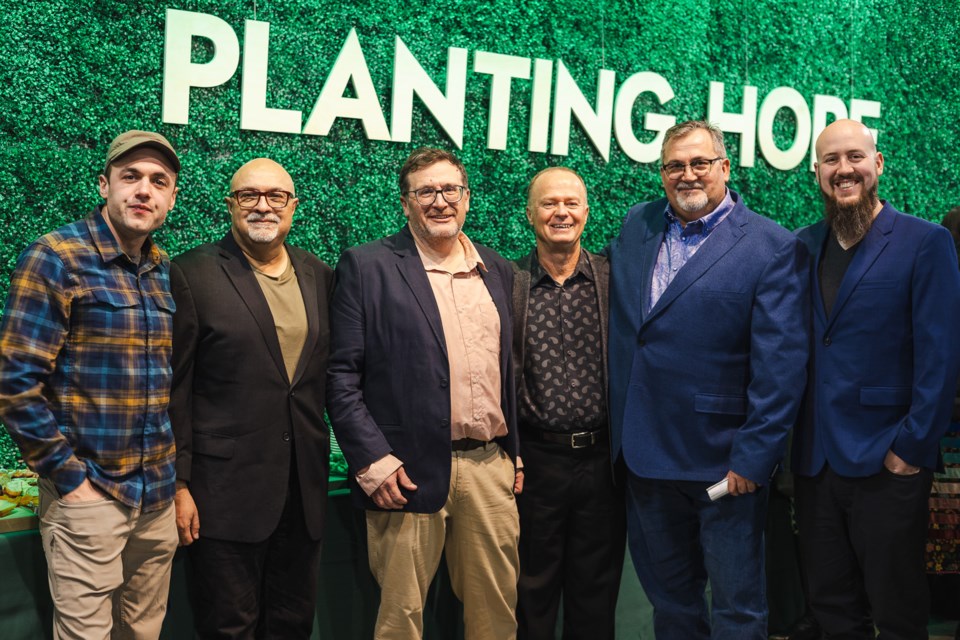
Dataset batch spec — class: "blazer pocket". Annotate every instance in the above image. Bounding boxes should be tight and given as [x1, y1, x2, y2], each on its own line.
[856, 279, 898, 290]
[193, 432, 237, 459]
[694, 393, 748, 415]
[860, 386, 911, 407]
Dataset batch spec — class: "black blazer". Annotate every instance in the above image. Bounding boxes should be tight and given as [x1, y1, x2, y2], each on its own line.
[326, 226, 518, 513]
[169, 232, 333, 543]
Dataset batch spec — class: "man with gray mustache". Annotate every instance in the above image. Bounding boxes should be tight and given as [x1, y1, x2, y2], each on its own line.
[607, 120, 810, 639]
[169, 158, 334, 639]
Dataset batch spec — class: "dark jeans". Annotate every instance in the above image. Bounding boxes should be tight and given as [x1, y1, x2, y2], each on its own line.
[625, 474, 770, 640]
[795, 465, 933, 640]
[516, 439, 626, 640]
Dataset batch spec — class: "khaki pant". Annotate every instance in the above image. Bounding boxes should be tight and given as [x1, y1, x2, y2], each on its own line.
[367, 443, 520, 640]
[38, 479, 178, 640]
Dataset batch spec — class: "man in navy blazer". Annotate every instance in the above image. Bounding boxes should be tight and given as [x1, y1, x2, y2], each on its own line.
[607, 120, 810, 639]
[792, 119, 960, 639]
[327, 148, 522, 639]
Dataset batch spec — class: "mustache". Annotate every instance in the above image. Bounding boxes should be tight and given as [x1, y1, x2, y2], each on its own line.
[676, 180, 705, 190]
[245, 212, 280, 223]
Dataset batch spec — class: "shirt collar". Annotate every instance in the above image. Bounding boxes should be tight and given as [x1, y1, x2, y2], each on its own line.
[87, 205, 167, 269]
[414, 231, 488, 275]
[663, 188, 734, 238]
[531, 248, 594, 287]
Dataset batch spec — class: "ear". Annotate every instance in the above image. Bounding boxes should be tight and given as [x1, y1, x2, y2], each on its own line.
[98, 174, 109, 199]
[875, 151, 884, 176]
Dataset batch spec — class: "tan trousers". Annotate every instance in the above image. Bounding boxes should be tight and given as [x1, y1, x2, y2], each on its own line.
[38, 479, 178, 640]
[367, 443, 520, 640]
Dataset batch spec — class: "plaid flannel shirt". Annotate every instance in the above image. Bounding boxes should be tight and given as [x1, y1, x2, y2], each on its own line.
[0, 207, 176, 511]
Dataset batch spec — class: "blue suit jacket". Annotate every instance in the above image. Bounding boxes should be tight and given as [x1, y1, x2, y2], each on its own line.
[326, 226, 518, 513]
[792, 203, 960, 477]
[608, 191, 810, 484]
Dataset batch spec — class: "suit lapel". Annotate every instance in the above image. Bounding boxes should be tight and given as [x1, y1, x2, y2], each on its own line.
[644, 207, 746, 325]
[805, 221, 830, 328]
[217, 233, 288, 381]
[511, 252, 534, 379]
[637, 218, 662, 324]
[289, 249, 320, 387]
[393, 228, 448, 355]
[824, 206, 894, 330]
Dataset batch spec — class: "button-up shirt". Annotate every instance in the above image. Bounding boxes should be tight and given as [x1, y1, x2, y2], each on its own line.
[518, 251, 606, 433]
[0, 207, 176, 512]
[648, 189, 735, 313]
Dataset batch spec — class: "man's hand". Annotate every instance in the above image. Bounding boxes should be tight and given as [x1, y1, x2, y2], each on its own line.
[514, 469, 524, 495]
[60, 478, 105, 504]
[372, 466, 418, 510]
[726, 470, 758, 496]
[175, 484, 201, 546]
[884, 449, 920, 476]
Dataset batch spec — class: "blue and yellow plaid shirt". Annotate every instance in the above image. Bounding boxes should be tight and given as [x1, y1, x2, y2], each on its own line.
[0, 207, 176, 512]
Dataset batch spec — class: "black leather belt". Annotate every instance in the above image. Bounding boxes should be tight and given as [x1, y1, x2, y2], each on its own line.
[535, 429, 605, 449]
[451, 438, 490, 451]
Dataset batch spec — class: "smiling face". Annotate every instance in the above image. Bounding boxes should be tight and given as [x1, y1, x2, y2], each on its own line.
[526, 168, 589, 252]
[226, 159, 298, 252]
[815, 119, 884, 212]
[660, 128, 730, 223]
[97, 148, 178, 257]
[400, 160, 469, 252]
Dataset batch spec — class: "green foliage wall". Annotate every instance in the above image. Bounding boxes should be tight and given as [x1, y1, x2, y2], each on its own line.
[1, 0, 958, 467]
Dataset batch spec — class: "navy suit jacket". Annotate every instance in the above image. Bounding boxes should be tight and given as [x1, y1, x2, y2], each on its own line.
[608, 191, 810, 484]
[792, 203, 960, 477]
[326, 226, 518, 513]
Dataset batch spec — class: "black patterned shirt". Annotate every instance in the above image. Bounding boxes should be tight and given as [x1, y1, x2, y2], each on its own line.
[518, 251, 606, 433]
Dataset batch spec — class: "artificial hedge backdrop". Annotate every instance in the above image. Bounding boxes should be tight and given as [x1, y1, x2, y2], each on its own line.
[1, 0, 958, 468]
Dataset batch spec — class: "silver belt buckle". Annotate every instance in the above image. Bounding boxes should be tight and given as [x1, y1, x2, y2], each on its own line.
[570, 431, 594, 449]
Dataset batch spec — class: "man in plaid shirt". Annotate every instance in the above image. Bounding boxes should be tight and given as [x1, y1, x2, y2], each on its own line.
[0, 130, 181, 639]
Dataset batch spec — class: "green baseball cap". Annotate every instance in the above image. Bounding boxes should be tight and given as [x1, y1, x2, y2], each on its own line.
[105, 130, 180, 174]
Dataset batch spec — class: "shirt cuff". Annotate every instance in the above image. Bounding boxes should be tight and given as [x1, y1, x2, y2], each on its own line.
[356, 454, 403, 496]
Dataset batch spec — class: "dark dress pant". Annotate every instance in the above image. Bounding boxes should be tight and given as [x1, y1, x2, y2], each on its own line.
[795, 465, 933, 640]
[517, 438, 626, 640]
[187, 474, 323, 640]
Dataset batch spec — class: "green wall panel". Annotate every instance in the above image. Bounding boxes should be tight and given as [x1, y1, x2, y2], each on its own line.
[1, 0, 957, 467]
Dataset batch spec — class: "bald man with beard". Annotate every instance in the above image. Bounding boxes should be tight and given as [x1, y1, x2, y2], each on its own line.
[792, 120, 960, 639]
[169, 159, 334, 639]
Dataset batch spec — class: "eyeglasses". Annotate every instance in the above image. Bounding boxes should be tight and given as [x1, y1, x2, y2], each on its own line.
[404, 185, 468, 206]
[230, 190, 294, 209]
[660, 157, 724, 179]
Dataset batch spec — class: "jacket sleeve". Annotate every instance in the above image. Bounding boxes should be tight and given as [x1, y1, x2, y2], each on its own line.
[325, 249, 394, 472]
[892, 226, 960, 466]
[729, 234, 811, 483]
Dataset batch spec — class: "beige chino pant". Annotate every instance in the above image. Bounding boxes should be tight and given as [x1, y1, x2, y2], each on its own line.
[367, 443, 520, 640]
[38, 479, 178, 640]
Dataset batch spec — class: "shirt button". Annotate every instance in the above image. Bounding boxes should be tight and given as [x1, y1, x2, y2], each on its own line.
[282, 432, 291, 442]
[440, 419, 450, 429]
[823, 336, 832, 346]
[440, 378, 449, 388]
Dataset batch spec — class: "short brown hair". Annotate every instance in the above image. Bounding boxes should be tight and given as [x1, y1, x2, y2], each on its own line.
[660, 120, 727, 163]
[398, 148, 468, 193]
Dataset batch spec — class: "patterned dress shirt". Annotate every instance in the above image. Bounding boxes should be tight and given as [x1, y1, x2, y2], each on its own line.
[518, 251, 605, 433]
[0, 207, 176, 512]
[647, 189, 735, 313]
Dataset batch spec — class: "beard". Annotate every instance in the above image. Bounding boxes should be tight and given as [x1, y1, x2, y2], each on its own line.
[674, 181, 709, 213]
[243, 212, 281, 243]
[822, 183, 879, 247]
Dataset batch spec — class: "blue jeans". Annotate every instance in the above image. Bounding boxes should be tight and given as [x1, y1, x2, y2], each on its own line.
[625, 474, 769, 640]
